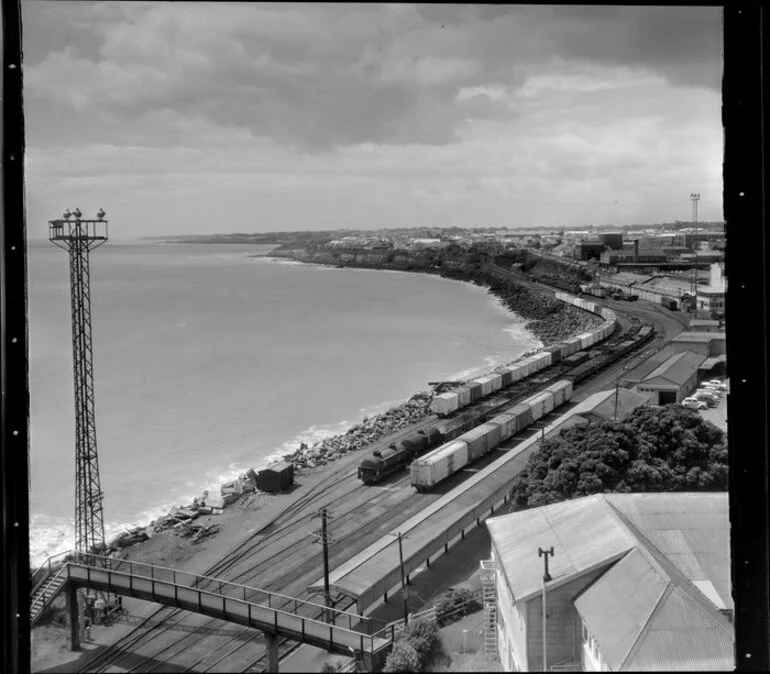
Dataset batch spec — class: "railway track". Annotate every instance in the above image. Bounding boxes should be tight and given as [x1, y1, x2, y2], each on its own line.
[81, 288, 656, 673]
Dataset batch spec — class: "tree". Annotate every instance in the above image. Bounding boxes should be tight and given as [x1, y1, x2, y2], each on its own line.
[510, 406, 727, 509]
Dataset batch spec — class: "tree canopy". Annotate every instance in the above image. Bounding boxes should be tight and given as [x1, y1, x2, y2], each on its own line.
[510, 405, 728, 509]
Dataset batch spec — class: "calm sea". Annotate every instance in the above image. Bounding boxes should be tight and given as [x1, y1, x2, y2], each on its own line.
[27, 241, 540, 565]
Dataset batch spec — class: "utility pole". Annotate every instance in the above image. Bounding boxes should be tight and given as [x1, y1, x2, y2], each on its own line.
[387, 532, 410, 627]
[690, 193, 701, 316]
[49, 209, 108, 563]
[311, 507, 335, 623]
[538, 546, 554, 672]
[614, 382, 620, 421]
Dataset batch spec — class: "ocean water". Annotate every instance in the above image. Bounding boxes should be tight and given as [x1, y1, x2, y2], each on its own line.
[27, 241, 540, 565]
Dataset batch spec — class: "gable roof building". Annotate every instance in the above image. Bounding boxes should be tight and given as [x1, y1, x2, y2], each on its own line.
[485, 493, 732, 671]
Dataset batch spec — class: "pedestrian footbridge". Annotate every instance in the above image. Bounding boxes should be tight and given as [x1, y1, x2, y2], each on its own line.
[31, 552, 394, 671]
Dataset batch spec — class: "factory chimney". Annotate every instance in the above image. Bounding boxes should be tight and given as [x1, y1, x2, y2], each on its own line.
[633, 239, 639, 263]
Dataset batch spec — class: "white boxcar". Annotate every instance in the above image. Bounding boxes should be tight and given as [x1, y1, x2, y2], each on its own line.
[508, 365, 525, 382]
[545, 380, 573, 407]
[508, 403, 534, 433]
[474, 376, 493, 397]
[490, 412, 518, 442]
[522, 356, 541, 376]
[430, 391, 459, 416]
[411, 440, 469, 489]
[584, 301, 597, 313]
[555, 291, 571, 303]
[456, 387, 472, 407]
[526, 391, 554, 421]
[563, 338, 582, 356]
[576, 332, 594, 350]
[461, 422, 502, 462]
[488, 373, 503, 392]
[532, 352, 552, 370]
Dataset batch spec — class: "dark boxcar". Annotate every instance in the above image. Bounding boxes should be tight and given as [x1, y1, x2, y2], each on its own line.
[257, 461, 295, 493]
[422, 426, 444, 446]
[468, 382, 483, 402]
[544, 345, 563, 364]
[494, 367, 513, 388]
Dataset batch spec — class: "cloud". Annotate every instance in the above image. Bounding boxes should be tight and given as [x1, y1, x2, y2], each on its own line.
[24, 4, 721, 152]
[22, 3, 724, 234]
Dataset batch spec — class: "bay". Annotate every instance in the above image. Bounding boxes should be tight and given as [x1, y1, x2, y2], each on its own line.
[27, 241, 540, 565]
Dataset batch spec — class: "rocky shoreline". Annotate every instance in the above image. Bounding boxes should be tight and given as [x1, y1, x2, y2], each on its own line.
[44, 254, 599, 566]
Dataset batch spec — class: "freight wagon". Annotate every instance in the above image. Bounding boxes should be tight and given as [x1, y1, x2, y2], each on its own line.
[427, 292, 616, 420]
[358, 426, 444, 483]
[410, 381, 574, 491]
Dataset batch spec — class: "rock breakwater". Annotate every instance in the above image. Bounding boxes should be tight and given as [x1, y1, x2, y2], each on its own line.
[280, 393, 433, 470]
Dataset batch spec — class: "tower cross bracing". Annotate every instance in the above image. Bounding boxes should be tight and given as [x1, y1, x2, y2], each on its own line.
[49, 211, 108, 558]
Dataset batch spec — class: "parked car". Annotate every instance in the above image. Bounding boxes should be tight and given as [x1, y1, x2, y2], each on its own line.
[705, 380, 728, 391]
[682, 397, 708, 410]
[692, 391, 719, 407]
[694, 391, 720, 406]
[700, 384, 724, 397]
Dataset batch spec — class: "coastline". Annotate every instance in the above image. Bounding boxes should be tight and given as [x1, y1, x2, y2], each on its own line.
[31, 247, 607, 673]
[31, 253, 595, 571]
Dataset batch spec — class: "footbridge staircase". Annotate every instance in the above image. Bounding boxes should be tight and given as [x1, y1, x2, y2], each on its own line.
[30, 551, 394, 670]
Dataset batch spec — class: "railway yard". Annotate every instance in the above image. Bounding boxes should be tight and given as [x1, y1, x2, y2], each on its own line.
[35, 269, 693, 674]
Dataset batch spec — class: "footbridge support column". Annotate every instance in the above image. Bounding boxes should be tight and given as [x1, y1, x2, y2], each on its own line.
[65, 584, 80, 651]
[264, 631, 279, 673]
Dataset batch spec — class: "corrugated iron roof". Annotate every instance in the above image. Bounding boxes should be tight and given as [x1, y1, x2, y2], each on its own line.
[603, 493, 732, 611]
[486, 495, 636, 602]
[699, 355, 727, 370]
[574, 548, 669, 669]
[641, 351, 706, 386]
[489, 494, 733, 670]
[620, 586, 734, 671]
[622, 358, 664, 384]
[671, 331, 726, 343]
[584, 388, 651, 421]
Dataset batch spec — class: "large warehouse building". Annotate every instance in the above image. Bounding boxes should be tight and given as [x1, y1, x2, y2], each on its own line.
[484, 493, 732, 672]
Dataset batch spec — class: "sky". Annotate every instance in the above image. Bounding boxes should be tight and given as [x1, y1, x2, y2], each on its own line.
[22, 3, 723, 238]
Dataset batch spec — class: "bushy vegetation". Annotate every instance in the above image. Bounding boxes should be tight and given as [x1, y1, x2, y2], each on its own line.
[510, 405, 728, 509]
[384, 641, 422, 673]
[435, 588, 482, 627]
[384, 617, 450, 672]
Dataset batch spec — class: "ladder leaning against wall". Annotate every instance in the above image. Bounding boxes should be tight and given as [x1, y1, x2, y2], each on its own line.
[480, 559, 498, 659]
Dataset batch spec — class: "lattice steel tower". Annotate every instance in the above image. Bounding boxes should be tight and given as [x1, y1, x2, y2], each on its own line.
[49, 208, 108, 557]
[690, 193, 701, 313]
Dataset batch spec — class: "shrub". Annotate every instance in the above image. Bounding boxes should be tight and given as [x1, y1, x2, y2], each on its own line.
[435, 589, 482, 627]
[384, 641, 421, 673]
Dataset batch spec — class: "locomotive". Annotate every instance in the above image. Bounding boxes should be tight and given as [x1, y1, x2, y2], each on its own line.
[357, 426, 444, 484]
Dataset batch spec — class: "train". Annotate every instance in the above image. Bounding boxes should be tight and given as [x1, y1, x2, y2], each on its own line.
[429, 294, 616, 419]
[357, 426, 445, 484]
[411, 380, 574, 491]
[357, 293, 619, 485]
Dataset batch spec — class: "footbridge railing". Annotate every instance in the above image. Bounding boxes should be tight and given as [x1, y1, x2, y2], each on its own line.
[32, 551, 394, 658]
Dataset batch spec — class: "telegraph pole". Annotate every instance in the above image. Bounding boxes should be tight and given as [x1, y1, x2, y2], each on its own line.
[387, 532, 410, 627]
[538, 546, 554, 672]
[311, 507, 335, 623]
[614, 382, 620, 421]
[49, 209, 108, 561]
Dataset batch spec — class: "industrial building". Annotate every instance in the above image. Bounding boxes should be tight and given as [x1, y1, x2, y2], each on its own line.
[572, 240, 606, 261]
[670, 332, 726, 358]
[485, 493, 732, 672]
[634, 351, 706, 404]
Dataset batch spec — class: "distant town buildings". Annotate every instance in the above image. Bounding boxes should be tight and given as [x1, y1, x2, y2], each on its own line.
[485, 493, 732, 672]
